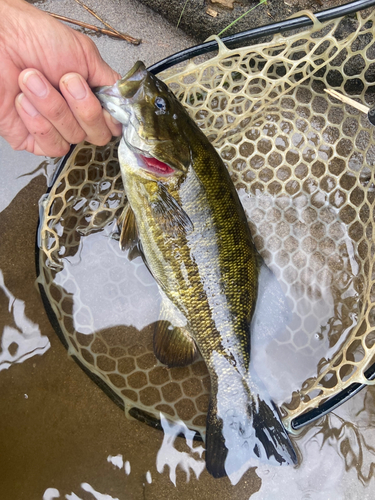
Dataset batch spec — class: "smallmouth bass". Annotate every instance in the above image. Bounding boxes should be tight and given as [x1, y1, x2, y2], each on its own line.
[96, 61, 297, 478]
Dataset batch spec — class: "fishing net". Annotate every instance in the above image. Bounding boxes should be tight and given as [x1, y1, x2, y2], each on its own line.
[38, 6, 375, 437]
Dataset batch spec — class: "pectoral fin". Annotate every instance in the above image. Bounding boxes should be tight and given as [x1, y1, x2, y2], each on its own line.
[153, 320, 198, 367]
[149, 182, 193, 238]
[118, 204, 142, 260]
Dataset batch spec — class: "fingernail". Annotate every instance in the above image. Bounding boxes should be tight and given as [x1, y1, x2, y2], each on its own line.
[23, 71, 47, 98]
[18, 94, 39, 117]
[111, 115, 120, 125]
[63, 75, 87, 100]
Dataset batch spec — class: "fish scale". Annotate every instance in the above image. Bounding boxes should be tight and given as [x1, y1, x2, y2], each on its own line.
[125, 136, 255, 368]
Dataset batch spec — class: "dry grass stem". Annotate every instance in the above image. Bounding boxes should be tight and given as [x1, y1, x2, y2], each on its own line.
[324, 88, 369, 114]
[48, 12, 140, 44]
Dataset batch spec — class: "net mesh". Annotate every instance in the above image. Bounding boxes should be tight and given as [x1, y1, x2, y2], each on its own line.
[38, 7, 375, 435]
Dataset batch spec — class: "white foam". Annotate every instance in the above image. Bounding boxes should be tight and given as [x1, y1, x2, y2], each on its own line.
[43, 488, 61, 500]
[107, 454, 123, 469]
[124, 461, 131, 475]
[157, 413, 205, 486]
[0, 270, 50, 371]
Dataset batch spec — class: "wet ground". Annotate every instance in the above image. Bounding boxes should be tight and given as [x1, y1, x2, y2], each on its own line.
[2, 1, 375, 499]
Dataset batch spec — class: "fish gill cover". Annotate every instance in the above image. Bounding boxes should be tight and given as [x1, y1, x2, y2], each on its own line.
[37, 5, 375, 459]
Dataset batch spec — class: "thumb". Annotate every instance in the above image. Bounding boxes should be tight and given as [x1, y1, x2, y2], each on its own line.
[81, 36, 121, 88]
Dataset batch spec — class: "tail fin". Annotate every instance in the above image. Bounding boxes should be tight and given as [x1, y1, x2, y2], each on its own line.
[205, 400, 228, 478]
[205, 392, 297, 480]
[249, 394, 297, 465]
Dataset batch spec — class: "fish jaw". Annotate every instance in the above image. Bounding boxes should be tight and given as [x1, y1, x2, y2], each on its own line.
[95, 61, 148, 125]
[95, 82, 131, 127]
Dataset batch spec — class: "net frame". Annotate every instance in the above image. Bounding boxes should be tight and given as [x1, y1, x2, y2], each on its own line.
[37, 0, 375, 436]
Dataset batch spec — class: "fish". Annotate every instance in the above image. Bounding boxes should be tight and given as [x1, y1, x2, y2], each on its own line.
[95, 61, 297, 478]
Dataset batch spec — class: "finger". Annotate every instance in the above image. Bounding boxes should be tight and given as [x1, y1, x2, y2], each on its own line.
[60, 73, 114, 146]
[19, 69, 86, 145]
[103, 109, 122, 137]
[15, 93, 71, 157]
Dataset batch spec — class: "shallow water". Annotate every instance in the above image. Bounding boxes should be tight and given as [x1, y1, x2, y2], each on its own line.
[2, 1, 375, 499]
[1, 123, 375, 500]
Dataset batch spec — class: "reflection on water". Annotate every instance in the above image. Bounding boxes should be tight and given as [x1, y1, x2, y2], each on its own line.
[52, 225, 161, 334]
[0, 146, 58, 213]
[0, 269, 50, 371]
[239, 189, 360, 405]
[43, 489, 60, 500]
[107, 454, 125, 470]
[254, 386, 375, 500]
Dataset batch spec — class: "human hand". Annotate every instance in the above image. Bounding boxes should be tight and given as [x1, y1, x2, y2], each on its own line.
[0, 0, 122, 156]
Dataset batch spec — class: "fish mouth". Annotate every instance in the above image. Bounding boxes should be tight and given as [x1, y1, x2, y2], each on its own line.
[95, 87, 176, 176]
[124, 135, 181, 177]
[129, 145, 175, 177]
[95, 61, 147, 120]
[139, 154, 175, 176]
[94, 83, 129, 125]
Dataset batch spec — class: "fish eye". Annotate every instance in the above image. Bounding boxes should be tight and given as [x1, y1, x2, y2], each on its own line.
[155, 97, 166, 112]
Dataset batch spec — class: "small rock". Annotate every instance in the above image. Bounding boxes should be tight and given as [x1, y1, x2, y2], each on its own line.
[206, 7, 219, 17]
[211, 0, 235, 9]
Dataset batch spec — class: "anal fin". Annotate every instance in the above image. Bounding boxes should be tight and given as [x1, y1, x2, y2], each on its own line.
[153, 320, 198, 367]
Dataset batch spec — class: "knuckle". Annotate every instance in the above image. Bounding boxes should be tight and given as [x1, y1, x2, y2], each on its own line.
[48, 100, 69, 122]
[82, 36, 100, 58]
[79, 106, 102, 127]
[34, 120, 55, 140]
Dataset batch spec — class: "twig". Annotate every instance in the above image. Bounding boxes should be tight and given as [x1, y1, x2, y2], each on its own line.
[47, 12, 141, 45]
[73, 0, 137, 42]
[324, 88, 369, 114]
